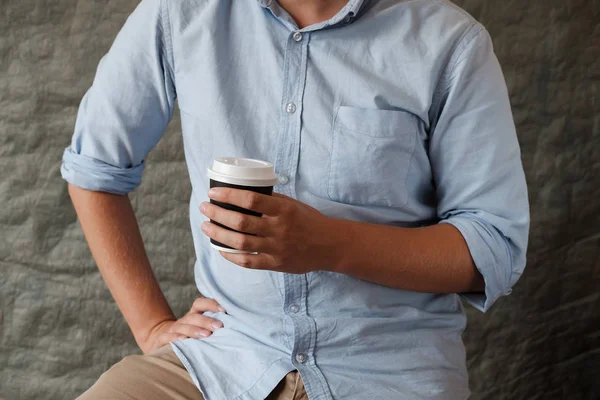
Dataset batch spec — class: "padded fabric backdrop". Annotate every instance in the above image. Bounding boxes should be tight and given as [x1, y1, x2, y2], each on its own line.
[1, 1, 599, 399]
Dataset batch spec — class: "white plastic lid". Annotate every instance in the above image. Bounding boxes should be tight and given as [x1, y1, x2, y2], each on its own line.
[207, 157, 278, 187]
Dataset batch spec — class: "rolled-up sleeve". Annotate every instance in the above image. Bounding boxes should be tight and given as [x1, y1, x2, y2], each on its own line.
[430, 26, 530, 312]
[61, 0, 176, 195]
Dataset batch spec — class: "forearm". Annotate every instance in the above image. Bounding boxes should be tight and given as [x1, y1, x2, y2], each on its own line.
[68, 184, 175, 348]
[330, 219, 484, 293]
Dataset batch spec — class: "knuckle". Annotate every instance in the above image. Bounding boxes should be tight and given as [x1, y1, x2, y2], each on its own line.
[190, 313, 206, 324]
[244, 192, 259, 209]
[203, 204, 214, 218]
[193, 314, 207, 324]
[193, 297, 205, 308]
[235, 214, 248, 231]
[273, 257, 285, 270]
[239, 256, 253, 269]
[182, 315, 198, 327]
[234, 235, 249, 250]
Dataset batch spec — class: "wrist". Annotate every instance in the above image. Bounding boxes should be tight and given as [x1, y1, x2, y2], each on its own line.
[321, 218, 356, 273]
[135, 315, 176, 350]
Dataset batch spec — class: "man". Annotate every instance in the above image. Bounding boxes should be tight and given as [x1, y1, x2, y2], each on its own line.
[61, 0, 530, 399]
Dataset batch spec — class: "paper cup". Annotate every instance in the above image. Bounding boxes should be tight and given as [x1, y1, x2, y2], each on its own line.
[207, 157, 278, 253]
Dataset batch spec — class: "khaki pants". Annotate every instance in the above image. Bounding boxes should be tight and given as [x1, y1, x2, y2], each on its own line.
[77, 346, 308, 400]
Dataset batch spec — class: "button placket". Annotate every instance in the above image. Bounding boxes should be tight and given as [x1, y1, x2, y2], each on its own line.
[278, 174, 290, 186]
[273, 30, 310, 198]
[288, 303, 299, 313]
[274, 26, 328, 398]
[285, 102, 297, 114]
[295, 353, 307, 364]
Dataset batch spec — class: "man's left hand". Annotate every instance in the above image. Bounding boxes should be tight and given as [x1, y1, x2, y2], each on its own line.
[200, 188, 343, 273]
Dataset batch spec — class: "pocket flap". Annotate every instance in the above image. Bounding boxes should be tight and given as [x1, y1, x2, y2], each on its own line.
[335, 106, 417, 138]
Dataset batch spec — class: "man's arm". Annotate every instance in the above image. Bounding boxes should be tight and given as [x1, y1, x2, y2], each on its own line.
[68, 184, 176, 352]
[61, 0, 228, 352]
[200, 190, 483, 294]
[329, 219, 484, 293]
[60, 0, 179, 352]
[69, 184, 228, 353]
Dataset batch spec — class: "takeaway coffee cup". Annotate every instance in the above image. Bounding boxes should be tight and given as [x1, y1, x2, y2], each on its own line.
[207, 157, 279, 253]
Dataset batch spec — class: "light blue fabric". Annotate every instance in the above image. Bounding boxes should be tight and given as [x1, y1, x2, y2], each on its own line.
[60, 0, 530, 398]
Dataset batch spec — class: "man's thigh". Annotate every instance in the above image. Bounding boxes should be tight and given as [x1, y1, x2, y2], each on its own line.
[77, 346, 203, 400]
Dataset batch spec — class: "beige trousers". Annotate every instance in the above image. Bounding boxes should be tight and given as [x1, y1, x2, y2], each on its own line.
[77, 346, 308, 400]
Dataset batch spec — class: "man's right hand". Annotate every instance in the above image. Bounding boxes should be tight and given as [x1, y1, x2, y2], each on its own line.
[141, 297, 226, 354]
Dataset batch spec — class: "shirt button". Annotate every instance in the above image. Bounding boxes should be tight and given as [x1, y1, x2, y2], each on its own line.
[295, 353, 307, 364]
[285, 102, 297, 114]
[288, 303, 299, 313]
[343, 12, 355, 24]
[278, 174, 290, 186]
[292, 31, 303, 42]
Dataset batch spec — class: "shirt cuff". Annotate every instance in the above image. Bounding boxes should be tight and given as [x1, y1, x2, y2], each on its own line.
[440, 216, 513, 313]
[60, 147, 144, 195]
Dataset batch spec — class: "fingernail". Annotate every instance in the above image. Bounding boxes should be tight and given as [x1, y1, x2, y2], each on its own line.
[211, 321, 224, 329]
[196, 330, 210, 338]
[208, 188, 218, 197]
[217, 306, 227, 313]
[200, 202, 207, 212]
[201, 222, 209, 232]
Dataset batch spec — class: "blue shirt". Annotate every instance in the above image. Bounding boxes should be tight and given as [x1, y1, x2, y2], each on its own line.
[60, 0, 530, 399]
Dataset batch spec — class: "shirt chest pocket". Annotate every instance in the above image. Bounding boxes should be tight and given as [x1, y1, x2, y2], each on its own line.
[327, 106, 418, 208]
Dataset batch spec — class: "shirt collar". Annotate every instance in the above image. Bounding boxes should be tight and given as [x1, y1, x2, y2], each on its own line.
[257, 0, 369, 30]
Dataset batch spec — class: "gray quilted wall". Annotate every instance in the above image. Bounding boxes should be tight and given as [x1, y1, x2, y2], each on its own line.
[1, 0, 599, 399]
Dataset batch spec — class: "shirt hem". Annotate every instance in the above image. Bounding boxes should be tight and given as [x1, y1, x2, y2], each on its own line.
[171, 341, 295, 400]
[170, 341, 208, 399]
